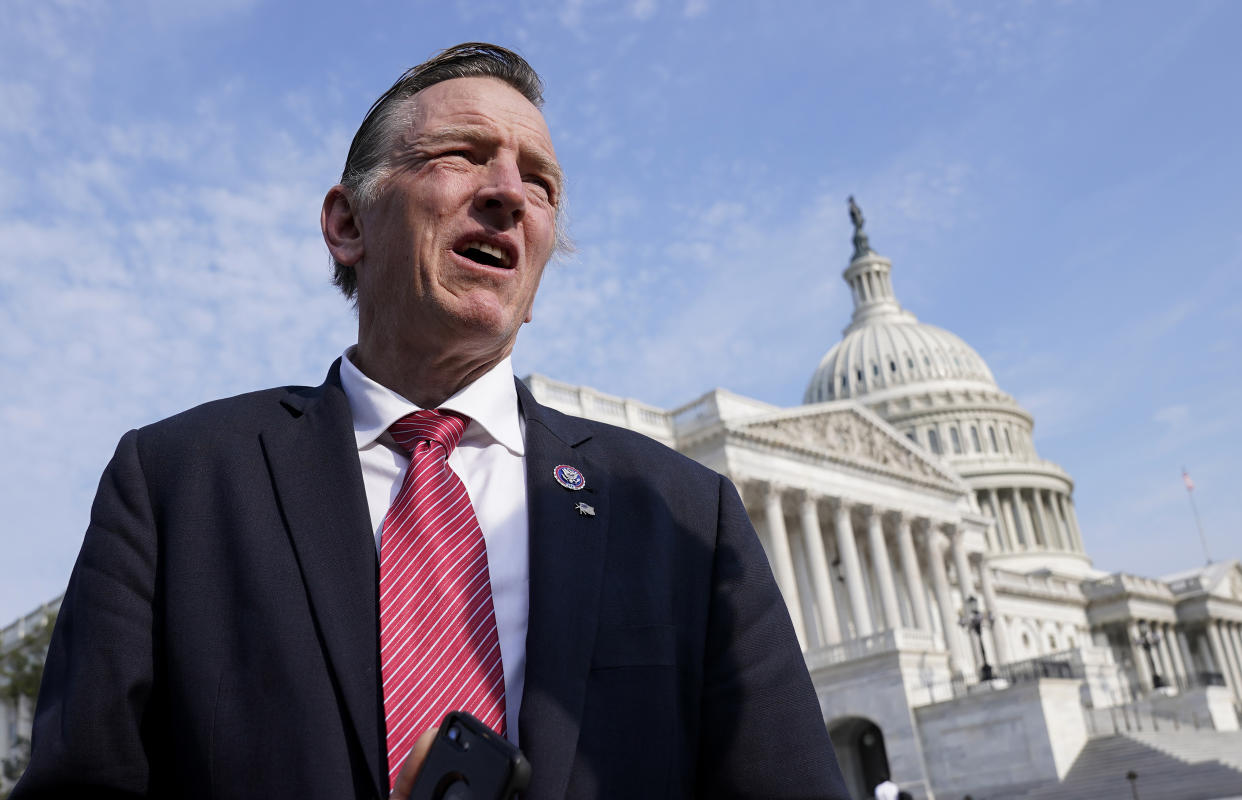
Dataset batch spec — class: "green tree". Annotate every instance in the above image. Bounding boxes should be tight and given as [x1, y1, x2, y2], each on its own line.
[1, 613, 55, 793]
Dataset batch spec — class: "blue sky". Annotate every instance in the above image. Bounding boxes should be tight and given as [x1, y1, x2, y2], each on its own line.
[1, 0, 1238, 623]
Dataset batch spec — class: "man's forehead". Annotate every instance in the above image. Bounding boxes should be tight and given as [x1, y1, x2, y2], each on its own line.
[408, 77, 549, 131]
[396, 77, 562, 182]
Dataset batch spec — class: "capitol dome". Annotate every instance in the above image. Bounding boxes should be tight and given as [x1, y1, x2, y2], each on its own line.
[803, 216, 997, 405]
[801, 199, 1091, 575]
[803, 315, 999, 405]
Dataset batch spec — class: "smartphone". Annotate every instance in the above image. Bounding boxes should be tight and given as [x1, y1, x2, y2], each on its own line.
[407, 710, 531, 800]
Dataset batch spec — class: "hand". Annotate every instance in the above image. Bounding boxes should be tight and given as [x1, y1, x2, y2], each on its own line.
[389, 729, 438, 800]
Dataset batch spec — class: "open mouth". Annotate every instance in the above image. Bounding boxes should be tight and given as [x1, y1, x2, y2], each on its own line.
[455, 240, 512, 269]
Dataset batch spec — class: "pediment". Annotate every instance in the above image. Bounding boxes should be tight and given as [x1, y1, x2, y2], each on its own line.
[1212, 562, 1242, 600]
[728, 402, 964, 493]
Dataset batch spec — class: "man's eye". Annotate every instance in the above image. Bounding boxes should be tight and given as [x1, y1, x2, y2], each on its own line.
[525, 175, 553, 200]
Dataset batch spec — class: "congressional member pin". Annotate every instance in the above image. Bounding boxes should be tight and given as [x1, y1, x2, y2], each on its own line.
[553, 464, 586, 491]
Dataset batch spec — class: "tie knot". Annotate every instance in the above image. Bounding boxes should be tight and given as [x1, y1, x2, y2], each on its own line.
[389, 409, 469, 455]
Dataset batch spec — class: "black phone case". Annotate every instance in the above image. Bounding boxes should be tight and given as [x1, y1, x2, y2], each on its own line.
[408, 711, 531, 800]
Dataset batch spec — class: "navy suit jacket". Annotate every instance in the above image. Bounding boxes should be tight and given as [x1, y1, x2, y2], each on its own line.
[15, 362, 846, 799]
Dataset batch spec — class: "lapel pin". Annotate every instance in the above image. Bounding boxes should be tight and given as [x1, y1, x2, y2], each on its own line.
[553, 464, 587, 491]
[575, 502, 596, 517]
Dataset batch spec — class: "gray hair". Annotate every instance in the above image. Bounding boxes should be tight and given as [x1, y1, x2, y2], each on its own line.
[331, 42, 570, 300]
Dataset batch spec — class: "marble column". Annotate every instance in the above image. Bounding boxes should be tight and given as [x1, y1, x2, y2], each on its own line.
[1176, 629, 1197, 677]
[864, 506, 902, 630]
[1037, 490, 1062, 549]
[975, 493, 998, 552]
[924, 522, 963, 673]
[1055, 494, 1073, 550]
[1153, 629, 1175, 685]
[1003, 491, 1027, 548]
[792, 530, 820, 648]
[1206, 622, 1239, 697]
[895, 513, 932, 631]
[1064, 495, 1086, 551]
[800, 493, 841, 645]
[1228, 623, 1242, 699]
[1027, 489, 1050, 548]
[1165, 624, 1189, 686]
[976, 557, 1011, 664]
[948, 527, 978, 670]
[1220, 623, 1242, 698]
[985, 488, 1010, 551]
[1017, 490, 1041, 547]
[834, 499, 872, 638]
[949, 526, 975, 603]
[1052, 493, 1070, 551]
[764, 486, 806, 650]
[1128, 621, 1154, 691]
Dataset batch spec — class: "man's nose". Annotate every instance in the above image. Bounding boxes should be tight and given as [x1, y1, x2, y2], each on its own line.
[474, 157, 525, 225]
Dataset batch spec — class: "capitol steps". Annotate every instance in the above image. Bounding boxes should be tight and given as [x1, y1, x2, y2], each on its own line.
[1010, 730, 1242, 800]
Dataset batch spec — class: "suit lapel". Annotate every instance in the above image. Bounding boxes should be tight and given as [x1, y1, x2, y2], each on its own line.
[259, 361, 384, 797]
[516, 381, 610, 800]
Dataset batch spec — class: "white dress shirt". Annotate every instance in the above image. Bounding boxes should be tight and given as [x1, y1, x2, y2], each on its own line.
[338, 347, 530, 742]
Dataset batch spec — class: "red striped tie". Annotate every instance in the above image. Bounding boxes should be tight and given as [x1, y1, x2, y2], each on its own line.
[379, 409, 506, 787]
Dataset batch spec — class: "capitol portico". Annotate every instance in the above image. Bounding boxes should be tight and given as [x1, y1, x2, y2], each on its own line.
[523, 203, 1242, 799]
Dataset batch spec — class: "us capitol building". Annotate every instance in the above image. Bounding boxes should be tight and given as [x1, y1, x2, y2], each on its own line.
[3, 204, 1241, 798]
[525, 204, 1242, 799]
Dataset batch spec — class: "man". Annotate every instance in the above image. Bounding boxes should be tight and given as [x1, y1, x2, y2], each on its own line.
[15, 44, 847, 799]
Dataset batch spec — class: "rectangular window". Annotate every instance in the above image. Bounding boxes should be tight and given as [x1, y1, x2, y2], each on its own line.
[928, 429, 942, 455]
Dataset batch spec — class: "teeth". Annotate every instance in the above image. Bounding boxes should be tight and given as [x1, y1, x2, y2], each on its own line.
[464, 240, 509, 267]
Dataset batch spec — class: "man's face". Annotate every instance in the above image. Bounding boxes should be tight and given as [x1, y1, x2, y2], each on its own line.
[353, 76, 562, 367]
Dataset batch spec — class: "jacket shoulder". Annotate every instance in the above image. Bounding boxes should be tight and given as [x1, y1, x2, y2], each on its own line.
[136, 383, 317, 441]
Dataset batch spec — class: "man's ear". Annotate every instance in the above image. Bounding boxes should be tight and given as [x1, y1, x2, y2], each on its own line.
[321, 185, 365, 266]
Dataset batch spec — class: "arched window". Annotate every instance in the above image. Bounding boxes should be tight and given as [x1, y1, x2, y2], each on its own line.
[988, 427, 998, 452]
[1005, 429, 1013, 453]
[949, 427, 962, 454]
[890, 360, 897, 373]
[871, 362, 880, 377]
[970, 426, 981, 452]
[927, 429, 942, 455]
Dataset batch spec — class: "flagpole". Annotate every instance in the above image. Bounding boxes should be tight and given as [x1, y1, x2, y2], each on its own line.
[1182, 467, 1211, 566]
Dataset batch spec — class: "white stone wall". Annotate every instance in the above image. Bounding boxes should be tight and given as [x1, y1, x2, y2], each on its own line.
[915, 678, 1088, 799]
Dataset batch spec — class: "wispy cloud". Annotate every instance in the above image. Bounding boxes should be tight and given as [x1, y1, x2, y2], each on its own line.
[629, 0, 657, 21]
[684, 0, 708, 18]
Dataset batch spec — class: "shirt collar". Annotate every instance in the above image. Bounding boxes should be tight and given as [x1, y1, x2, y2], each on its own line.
[338, 346, 524, 456]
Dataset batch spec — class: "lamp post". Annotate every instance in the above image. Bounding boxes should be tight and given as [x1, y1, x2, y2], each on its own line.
[1134, 621, 1165, 689]
[959, 595, 994, 681]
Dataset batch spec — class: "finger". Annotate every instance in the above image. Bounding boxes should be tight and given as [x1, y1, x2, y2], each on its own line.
[390, 728, 439, 800]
